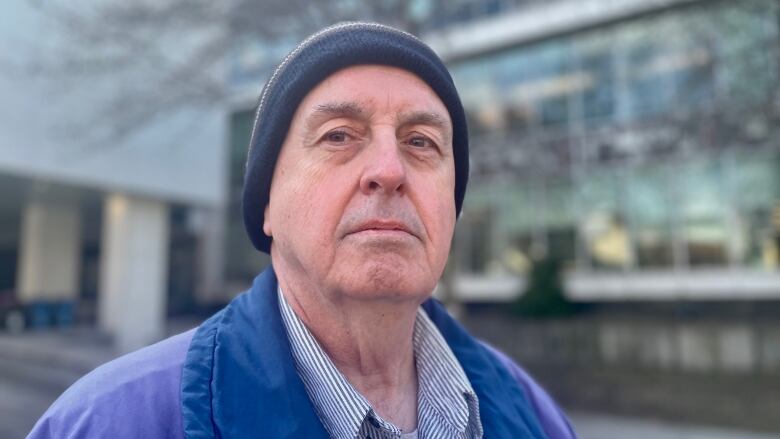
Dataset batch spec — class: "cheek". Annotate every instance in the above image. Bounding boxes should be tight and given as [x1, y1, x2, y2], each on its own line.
[419, 183, 457, 255]
[435, 201, 456, 256]
[271, 165, 351, 249]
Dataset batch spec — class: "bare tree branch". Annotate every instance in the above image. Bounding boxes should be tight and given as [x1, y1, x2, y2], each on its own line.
[26, 0, 428, 148]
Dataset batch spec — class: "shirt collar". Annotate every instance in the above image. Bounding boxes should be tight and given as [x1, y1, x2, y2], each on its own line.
[414, 305, 480, 434]
[277, 287, 480, 438]
[278, 286, 371, 438]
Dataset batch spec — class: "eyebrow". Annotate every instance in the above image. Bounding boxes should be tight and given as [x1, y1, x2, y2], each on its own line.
[301, 101, 452, 145]
[304, 101, 370, 131]
[397, 111, 450, 130]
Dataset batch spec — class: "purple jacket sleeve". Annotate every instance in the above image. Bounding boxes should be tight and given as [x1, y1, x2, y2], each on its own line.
[483, 343, 578, 439]
[27, 329, 195, 439]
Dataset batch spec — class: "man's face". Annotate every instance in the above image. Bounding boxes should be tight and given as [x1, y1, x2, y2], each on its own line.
[263, 65, 456, 302]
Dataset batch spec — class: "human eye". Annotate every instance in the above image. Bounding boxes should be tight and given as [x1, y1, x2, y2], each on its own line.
[322, 129, 351, 144]
[405, 134, 437, 150]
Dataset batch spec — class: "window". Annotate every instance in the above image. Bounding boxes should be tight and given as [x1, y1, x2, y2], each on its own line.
[732, 152, 780, 270]
[741, 207, 780, 270]
[677, 160, 729, 267]
[578, 172, 631, 270]
[626, 166, 675, 268]
[454, 206, 494, 274]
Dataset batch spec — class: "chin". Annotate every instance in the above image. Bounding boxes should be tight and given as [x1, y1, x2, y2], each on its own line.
[335, 259, 436, 303]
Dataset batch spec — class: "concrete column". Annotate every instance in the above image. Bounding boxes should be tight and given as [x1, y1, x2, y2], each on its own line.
[16, 201, 81, 303]
[99, 193, 169, 353]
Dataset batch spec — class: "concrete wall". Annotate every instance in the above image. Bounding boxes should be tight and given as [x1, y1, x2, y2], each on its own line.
[0, 3, 227, 208]
[465, 311, 780, 374]
[452, 270, 780, 301]
[462, 310, 780, 430]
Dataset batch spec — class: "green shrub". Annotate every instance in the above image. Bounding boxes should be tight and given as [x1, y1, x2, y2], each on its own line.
[512, 256, 575, 317]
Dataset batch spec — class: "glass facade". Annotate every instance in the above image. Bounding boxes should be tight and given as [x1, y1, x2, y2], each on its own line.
[460, 151, 780, 275]
[450, 0, 780, 275]
[453, 1, 778, 145]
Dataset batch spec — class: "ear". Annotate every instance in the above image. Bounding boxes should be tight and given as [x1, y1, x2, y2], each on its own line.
[262, 204, 272, 237]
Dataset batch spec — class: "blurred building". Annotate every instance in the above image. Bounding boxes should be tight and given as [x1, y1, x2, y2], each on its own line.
[440, 0, 780, 301]
[0, 3, 228, 350]
[1, 0, 778, 349]
[227, 0, 780, 302]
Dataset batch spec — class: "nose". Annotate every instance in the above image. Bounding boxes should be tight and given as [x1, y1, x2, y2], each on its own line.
[359, 129, 407, 196]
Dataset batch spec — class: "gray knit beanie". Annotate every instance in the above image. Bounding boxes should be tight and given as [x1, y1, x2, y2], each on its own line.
[242, 22, 469, 253]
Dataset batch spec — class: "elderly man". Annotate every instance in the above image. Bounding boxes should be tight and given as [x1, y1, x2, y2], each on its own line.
[30, 23, 576, 439]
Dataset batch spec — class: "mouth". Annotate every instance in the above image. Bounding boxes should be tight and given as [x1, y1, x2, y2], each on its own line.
[349, 220, 418, 240]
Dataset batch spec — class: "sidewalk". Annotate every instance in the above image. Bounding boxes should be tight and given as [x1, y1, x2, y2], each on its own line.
[0, 320, 201, 439]
[570, 412, 780, 439]
[2, 323, 779, 439]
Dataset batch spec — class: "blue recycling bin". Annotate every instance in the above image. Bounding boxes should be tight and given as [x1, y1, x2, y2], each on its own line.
[29, 302, 53, 329]
[55, 302, 75, 327]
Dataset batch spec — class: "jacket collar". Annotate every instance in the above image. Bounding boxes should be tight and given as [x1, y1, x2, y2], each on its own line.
[181, 266, 547, 438]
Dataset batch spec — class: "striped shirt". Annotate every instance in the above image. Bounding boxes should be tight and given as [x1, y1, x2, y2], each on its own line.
[278, 288, 483, 439]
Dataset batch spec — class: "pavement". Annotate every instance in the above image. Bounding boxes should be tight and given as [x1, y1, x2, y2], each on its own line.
[570, 412, 780, 439]
[1, 323, 779, 439]
[0, 320, 200, 439]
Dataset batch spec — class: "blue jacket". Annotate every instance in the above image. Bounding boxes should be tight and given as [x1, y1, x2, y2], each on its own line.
[30, 267, 577, 438]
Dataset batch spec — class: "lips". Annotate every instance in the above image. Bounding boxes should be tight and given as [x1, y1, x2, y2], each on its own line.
[350, 220, 418, 239]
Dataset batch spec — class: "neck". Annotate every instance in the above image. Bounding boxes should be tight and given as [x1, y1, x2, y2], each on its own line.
[275, 263, 421, 431]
